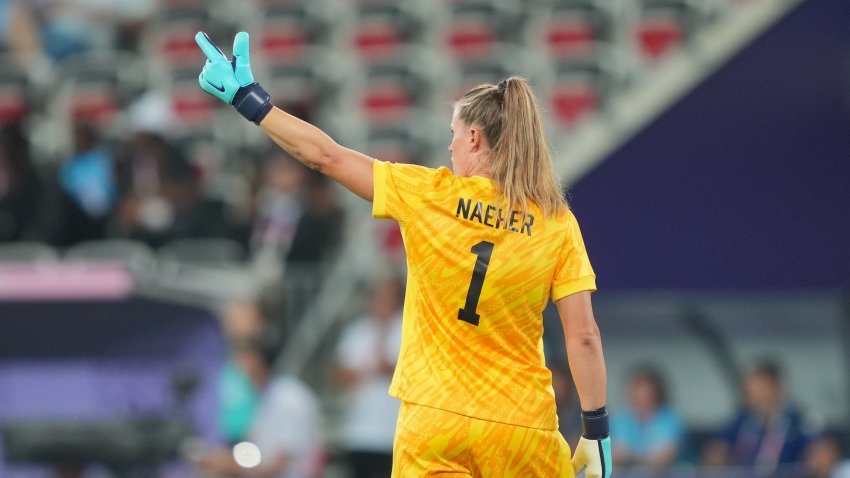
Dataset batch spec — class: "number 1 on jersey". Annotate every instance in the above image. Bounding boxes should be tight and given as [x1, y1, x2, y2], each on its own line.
[458, 240, 495, 326]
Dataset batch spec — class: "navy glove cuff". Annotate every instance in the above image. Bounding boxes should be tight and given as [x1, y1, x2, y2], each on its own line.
[233, 82, 273, 125]
[581, 406, 609, 440]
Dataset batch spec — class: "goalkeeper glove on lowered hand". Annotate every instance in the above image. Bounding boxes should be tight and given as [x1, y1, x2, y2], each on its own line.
[572, 407, 612, 478]
[194, 31, 273, 125]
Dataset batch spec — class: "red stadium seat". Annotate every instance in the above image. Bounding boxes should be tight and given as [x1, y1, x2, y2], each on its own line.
[171, 86, 217, 128]
[160, 0, 206, 9]
[69, 89, 118, 125]
[366, 128, 418, 165]
[637, 13, 685, 60]
[258, 25, 309, 64]
[0, 89, 27, 124]
[253, 3, 330, 65]
[256, 0, 301, 7]
[446, 21, 497, 60]
[350, 3, 423, 63]
[550, 82, 599, 128]
[546, 18, 596, 58]
[360, 83, 413, 125]
[352, 22, 404, 61]
[367, 145, 412, 165]
[157, 25, 207, 66]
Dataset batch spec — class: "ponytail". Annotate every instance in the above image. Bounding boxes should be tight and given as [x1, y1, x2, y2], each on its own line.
[455, 76, 567, 218]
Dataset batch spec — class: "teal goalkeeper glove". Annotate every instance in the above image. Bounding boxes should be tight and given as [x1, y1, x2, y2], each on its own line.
[572, 407, 612, 478]
[194, 31, 273, 124]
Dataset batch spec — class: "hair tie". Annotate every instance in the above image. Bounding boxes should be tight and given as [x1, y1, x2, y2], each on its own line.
[497, 79, 508, 95]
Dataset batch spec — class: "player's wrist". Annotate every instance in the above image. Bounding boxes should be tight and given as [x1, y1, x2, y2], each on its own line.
[580, 406, 609, 440]
[232, 82, 273, 125]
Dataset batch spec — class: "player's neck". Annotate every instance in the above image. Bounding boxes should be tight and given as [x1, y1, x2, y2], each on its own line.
[461, 156, 491, 179]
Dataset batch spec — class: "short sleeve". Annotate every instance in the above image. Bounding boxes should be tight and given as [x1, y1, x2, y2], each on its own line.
[551, 212, 597, 301]
[372, 160, 451, 223]
[335, 320, 373, 372]
[650, 410, 684, 450]
[253, 380, 321, 455]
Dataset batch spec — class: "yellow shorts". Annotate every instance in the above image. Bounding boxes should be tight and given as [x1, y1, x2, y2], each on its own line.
[391, 401, 574, 477]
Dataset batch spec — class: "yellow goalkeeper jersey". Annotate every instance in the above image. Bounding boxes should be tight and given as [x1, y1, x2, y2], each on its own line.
[372, 160, 596, 431]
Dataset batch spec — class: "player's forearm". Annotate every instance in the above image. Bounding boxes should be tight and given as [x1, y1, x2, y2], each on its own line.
[565, 324, 607, 411]
[558, 291, 608, 411]
[259, 106, 340, 173]
[195, 32, 373, 200]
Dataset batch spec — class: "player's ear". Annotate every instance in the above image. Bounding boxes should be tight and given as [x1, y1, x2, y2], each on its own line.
[469, 127, 482, 151]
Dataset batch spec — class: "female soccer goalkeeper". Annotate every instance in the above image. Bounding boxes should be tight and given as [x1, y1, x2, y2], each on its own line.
[196, 32, 611, 478]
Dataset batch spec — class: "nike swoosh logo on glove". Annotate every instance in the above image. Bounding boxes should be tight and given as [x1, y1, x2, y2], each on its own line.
[205, 79, 226, 93]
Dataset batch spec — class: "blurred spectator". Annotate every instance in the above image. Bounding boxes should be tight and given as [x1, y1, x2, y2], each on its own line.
[11, 0, 157, 61]
[550, 361, 583, 445]
[60, 121, 116, 221]
[805, 433, 850, 478]
[335, 277, 404, 478]
[286, 171, 343, 265]
[702, 360, 811, 475]
[217, 300, 265, 445]
[0, 123, 100, 245]
[0, 123, 43, 241]
[612, 366, 684, 471]
[115, 92, 229, 246]
[251, 149, 306, 265]
[197, 335, 324, 478]
[0, 1, 45, 71]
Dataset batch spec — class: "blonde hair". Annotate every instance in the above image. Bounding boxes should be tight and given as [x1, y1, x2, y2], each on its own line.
[455, 76, 568, 218]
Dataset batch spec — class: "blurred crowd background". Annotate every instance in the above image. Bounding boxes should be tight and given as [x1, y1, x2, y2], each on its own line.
[0, 0, 849, 477]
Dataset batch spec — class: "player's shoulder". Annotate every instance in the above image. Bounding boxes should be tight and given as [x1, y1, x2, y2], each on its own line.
[536, 205, 577, 230]
[382, 160, 456, 188]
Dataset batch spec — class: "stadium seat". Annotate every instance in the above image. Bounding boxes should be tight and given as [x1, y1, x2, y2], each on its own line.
[549, 80, 600, 128]
[265, 64, 326, 107]
[634, 0, 726, 61]
[446, 20, 497, 61]
[161, 0, 206, 9]
[52, 53, 142, 127]
[152, 23, 209, 67]
[257, 23, 310, 64]
[540, 2, 616, 60]
[360, 82, 413, 125]
[357, 64, 428, 126]
[349, 4, 425, 64]
[0, 59, 30, 124]
[169, 78, 218, 130]
[450, 60, 514, 101]
[443, 3, 523, 62]
[636, 8, 686, 60]
[352, 20, 404, 63]
[68, 87, 119, 125]
[0, 243, 60, 263]
[366, 126, 430, 165]
[158, 238, 247, 266]
[543, 56, 621, 128]
[253, 6, 317, 67]
[65, 240, 157, 273]
[142, 3, 214, 70]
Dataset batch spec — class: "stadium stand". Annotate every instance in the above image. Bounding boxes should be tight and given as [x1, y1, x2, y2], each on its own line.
[4, 1, 847, 477]
[65, 239, 157, 274]
[0, 242, 59, 262]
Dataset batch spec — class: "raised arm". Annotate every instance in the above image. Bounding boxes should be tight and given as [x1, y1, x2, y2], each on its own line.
[259, 108, 373, 201]
[195, 31, 374, 201]
[556, 290, 612, 478]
